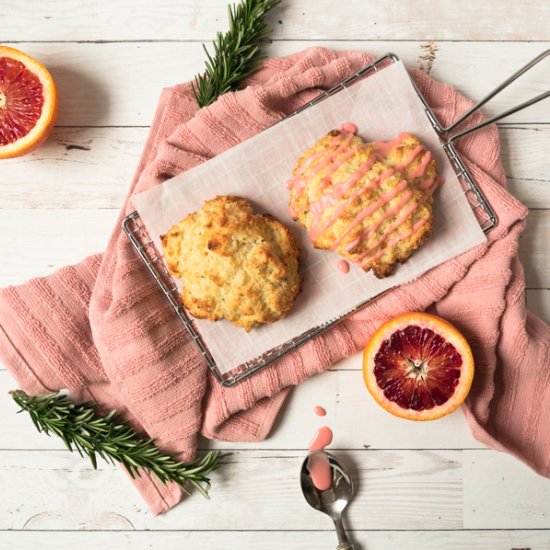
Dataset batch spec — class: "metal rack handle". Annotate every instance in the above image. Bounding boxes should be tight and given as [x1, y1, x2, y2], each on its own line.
[445, 49, 550, 143]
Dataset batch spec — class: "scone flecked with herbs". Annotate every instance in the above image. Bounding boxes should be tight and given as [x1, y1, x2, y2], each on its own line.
[161, 196, 301, 332]
[287, 125, 443, 277]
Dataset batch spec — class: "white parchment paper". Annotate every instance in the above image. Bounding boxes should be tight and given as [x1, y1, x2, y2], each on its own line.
[132, 60, 486, 374]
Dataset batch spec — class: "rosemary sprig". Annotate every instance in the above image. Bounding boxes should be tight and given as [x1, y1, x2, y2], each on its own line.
[193, 0, 281, 107]
[8, 2, 279, 501]
[10, 390, 220, 499]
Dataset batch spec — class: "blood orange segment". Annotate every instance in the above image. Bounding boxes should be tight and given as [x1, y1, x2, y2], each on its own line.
[0, 46, 58, 159]
[363, 312, 474, 421]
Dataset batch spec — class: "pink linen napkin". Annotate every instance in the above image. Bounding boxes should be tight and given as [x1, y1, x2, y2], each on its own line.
[0, 47, 548, 515]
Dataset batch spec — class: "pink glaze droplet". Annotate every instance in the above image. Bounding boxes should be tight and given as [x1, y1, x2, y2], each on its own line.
[314, 405, 327, 417]
[337, 259, 350, 274]
[308, 426, 333, 451]
[338, 122, 358, 134]
[307, 451, 332, 491]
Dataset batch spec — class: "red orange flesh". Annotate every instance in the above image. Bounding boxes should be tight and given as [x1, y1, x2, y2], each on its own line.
[363, 312, 474, 421]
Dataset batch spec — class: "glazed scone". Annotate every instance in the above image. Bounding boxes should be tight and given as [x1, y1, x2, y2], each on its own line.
[287, 126, 443, 277]
[161, 196, 301, 332]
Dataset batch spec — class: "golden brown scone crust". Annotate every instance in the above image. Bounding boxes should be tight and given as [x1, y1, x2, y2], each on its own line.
[288, 131, 440, 278]
[161, 196, 301, 331]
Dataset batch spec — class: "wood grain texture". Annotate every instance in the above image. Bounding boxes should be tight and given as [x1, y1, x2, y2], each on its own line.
[500, 125, 550, 209]
[0, 449, 462, 530]
[1, 0, 548, 41]
[1, 530, 549, 550]
[0, 209, 118, 287]
[4, 42, 548, 126]
[527, 289, 550, 321]
[5, 209, 547, 297]
[0, 128, 141, 209]
[1, 125, 548, 209]
[0, 448, 549, 531]
[1, 0, 549, 542]
[464, 450, 550, 529]
[0, 368, 485, 451]
[520, 210, 550, 289]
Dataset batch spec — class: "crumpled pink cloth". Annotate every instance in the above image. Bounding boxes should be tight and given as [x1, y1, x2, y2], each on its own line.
[0, 48, 548, 515]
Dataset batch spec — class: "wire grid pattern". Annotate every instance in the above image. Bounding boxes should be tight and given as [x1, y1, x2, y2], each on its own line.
[123, 54, 495, 386]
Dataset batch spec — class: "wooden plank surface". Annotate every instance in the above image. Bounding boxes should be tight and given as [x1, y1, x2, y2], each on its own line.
[1, 530, 549, 550]
[1, 448, 549, 531]
[528, 289, 550, 321]
[0, 127, 141, 209]
[1, 0, 549, 544]
[520, 210, 550, 289]
[1, 125, 548, 209]
[0, 210, 118, 286]
[4, 209, 547, 300]
[0, 369, 485, 451]
[464, 450, 550, 529]
[3, 42, 548, 126]
[0, 449, 462, 530]
[1, 0, 548, 41]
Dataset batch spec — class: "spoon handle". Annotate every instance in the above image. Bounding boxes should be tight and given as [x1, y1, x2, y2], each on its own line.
[333, 516, 354, 550]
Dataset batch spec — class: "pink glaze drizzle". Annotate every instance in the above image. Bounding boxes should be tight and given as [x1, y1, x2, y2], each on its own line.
[338, 122, 358, 134]
[286, 125, 445, 269]
[337, 260, 350, 274]
[314, 405, 327, 416]
[409, 149, 432, 179]
[307, 452, 332, 491]
[329, 179, 409, 250]
[308, 156, 377, 242]
[364, 217, 429, 268]
[287, 132, 356, 218]
[372, 132, 410, 157]
[355, 192, 430, 268]
[395, 144, 423, 171]
[308, 426, 333, 451]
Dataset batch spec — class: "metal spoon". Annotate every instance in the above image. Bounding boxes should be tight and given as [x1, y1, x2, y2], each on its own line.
[300, 451, 354, 550]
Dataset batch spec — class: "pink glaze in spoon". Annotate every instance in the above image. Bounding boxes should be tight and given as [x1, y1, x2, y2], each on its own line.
[306, 451, 333, 491]
[301, 451, 355, 550]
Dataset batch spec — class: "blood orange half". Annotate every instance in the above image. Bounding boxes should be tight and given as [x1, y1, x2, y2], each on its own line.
[0, 46, 58, 159]
[363, 312, 474, 421]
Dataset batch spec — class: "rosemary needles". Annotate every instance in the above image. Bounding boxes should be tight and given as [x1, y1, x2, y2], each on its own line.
[11, 390, 220, 499]
[194, 0, 281, 107]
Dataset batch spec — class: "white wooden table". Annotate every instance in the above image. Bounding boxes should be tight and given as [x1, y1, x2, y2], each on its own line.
[1, 2, 549, 548]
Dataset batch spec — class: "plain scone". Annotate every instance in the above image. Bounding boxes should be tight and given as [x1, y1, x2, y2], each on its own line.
[161, 196, 301, 332]
[288, 130, 442, 277]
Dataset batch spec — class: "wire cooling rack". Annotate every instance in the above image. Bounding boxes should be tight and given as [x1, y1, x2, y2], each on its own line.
[123, 50, 549, 386]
